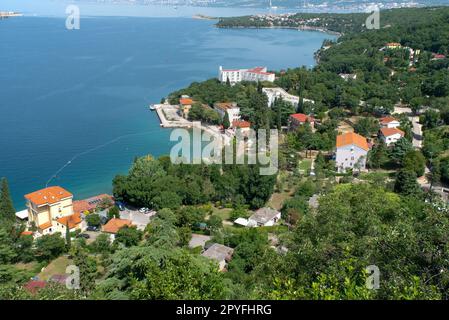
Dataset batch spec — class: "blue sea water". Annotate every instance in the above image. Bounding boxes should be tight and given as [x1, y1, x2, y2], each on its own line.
[0, 15, 335, 209]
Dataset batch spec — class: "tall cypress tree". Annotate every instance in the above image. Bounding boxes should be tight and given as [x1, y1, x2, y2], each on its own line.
[65, 221, 71, 250]
[223, 111, 230, 129]
[0, 178, 16, 222]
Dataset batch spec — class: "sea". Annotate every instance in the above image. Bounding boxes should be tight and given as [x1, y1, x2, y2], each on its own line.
[0, 2, 336, 209]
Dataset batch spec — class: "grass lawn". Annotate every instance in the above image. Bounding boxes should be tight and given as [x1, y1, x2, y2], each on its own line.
[211, 207, 233, 221]
[298, 159, 312, 172]
[37, 256, 73, 281]
[268, 191, 292, 211]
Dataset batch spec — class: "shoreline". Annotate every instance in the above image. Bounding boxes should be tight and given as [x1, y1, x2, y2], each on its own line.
[153, 104, 231, 146]
[215, 25, 342, 37]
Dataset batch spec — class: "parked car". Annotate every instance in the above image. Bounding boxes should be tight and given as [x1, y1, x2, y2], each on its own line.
[116, 201, 126, 211]
[77, 233, 90, 239]
[86, 225, 99, 232]
[139, 207, 149, 213]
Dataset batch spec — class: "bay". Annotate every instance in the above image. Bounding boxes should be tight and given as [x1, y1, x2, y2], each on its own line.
[0, 15, 336, 208]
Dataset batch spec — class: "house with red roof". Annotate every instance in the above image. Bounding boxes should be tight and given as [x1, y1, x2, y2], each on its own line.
[335, 132, 369, 173]
[288, 113, 314, 130]
[379, 127, 405, 146]
[380, 116, 400, 129]
[24, 186, 84, 236]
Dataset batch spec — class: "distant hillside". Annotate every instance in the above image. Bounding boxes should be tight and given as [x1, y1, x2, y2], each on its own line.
[217, 6, 449, 36]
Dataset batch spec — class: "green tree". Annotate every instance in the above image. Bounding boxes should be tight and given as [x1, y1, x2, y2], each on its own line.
[354, 117, 380, 137]
[389, 138, 413, 165]
[107, 207, 120, 220]
[86, 214, 101, 227]
[394, 170, 422, 196]
[35, 233, 66, 262]
[222, 111, 231, 129]
[402, 150, 426, 177]
[71, 245, 97, 295]
[0, 178, 15, 223]
[115, 226, 142, 247]
[0, 227, 16, 264]
[65, 221, 71, 251]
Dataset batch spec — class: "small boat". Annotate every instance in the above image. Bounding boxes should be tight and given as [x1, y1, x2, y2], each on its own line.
[149, 104, 156, 111]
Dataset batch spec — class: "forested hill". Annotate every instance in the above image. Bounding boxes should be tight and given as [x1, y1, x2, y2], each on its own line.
[216, 6, 449, 37]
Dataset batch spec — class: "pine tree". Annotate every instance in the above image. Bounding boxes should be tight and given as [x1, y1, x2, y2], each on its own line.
[0, 178, 16, 222]
[65, 221, 71, 250]
[223, 111, 230, 129]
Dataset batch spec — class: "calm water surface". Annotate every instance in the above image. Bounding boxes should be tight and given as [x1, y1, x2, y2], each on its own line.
[0, 15, 336, 208]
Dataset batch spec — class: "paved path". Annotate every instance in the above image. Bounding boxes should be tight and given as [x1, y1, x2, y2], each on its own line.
[408, 115, 423, 149]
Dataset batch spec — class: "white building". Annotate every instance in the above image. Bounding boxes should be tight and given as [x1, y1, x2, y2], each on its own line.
[213, 102, 240, 124]
[218, 66, 275, 84]
[336, 132, 369, 173]
[379, 127, 405, 146]
[380, 116, 400, 129]
[262, 87, 300, 107]
[234, 208, 281, 227]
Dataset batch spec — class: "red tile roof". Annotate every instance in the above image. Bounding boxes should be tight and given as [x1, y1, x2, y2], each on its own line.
[380, 116, 398, 125]
[290, 113, 313, 123]
[232, 120, 251, 128]
[336, 132, 369, 151]
[73, 194, 113, 214]
[21, 231, 34, 236]
[38, 221, 53, 230]
[102, 218, 133, 234]
[24, 280, 47, 294]
[25, 186, 72, 206]
[380, 127, 405, 137]
[179, 98, 194, 105]
[56, 212, 82, 229]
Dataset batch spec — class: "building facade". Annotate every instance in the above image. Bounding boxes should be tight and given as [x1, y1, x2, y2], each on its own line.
[262, 87, 300, 108]
[335, 132, 369, 173]
[24, 186, 83, 236]
[218, 66, 275, 84]
[213, 102, 240, 124]
[379, 127, 405, 146]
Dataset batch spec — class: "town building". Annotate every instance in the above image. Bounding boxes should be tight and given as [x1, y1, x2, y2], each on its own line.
[288, 113, 314, 130]
[73, 194, 114, 215]
[262, 87, 300, 107]
[24, 186, 83, 236]
[218, 66, 275, 84]
[102, 218, 133, 241]
[385, 42, 402, 49]
[380, 116, 400, 128]
[179, 97, 194, 118]
[201, 243, 234, 272]
[339, 73, 357, 81]
[335, 132, 369, 173]
[234, 207, 281, 227]
[379, 127, 405, 146]
[213, 102, 240, 124]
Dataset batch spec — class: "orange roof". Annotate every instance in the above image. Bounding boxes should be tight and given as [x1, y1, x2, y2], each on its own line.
[21, 231, 34, 236]
[215, 102, 237, 110]
[38, 221, 53, 230]
[102, 218, 133, 234]
[380, 116, 398, 125]
[232, 120, 251, 128]
[179, 98, 194, 105]
[336, 132, 369, 151]
[73, 194, 113, 214]
[386, 42, 401, 46]
[290, 113, 313, 123]
[380, 127, 404, 137]
[57, 212, 82, 229]
[25, 186, 72, 206]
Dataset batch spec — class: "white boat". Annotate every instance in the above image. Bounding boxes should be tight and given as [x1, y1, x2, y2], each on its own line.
[149, 104, 156, 111]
